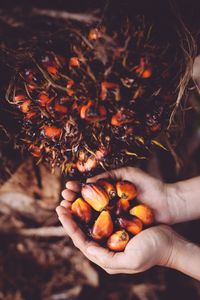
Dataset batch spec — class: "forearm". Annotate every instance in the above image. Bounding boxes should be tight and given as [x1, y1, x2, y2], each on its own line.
[166, 232, 200, 281]
[167, 176, 200, 223]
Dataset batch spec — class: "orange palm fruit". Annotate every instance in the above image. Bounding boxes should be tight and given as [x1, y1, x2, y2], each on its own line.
[54, 101, 68, 113]
[111, 109, 134, 126]
[81, 183, 110, 211]
[91, 211, 113, 240]
[116, 181, 137, 200]
[107, 230, 129, 251]
[38, 94, 51, 107]
[97, 179, 116, 199]
[20, 100, 31, 113]
[47, 66, 58, 75]
[88, 28, 102, 40]
[118, 217, 143, 235]
[71, 197, 92, 223]
[43, 126, 61, 139]
[129, 204, 154, 225]
[69, 57, 80, 68]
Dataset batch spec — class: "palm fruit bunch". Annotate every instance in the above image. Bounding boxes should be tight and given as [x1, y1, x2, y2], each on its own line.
[71, 179, 154, 251]
[5, 14, 180, 177]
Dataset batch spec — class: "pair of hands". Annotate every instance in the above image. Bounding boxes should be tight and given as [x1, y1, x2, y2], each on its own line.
[56, 167, 180, 274]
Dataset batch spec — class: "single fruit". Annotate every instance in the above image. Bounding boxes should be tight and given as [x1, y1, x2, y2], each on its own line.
[116, 181, 137, 200]
[107, 230, 129, 251]
[129, 204, 154, 225]
[43, 126, 61, 139]
[81, 183, 110, 212]
[97, 179, 116, 199]
[91, 211, 113, 240]
[71, 197, 92, 223]
[118, 217, 143, 235]
[111, 110, 134, 126]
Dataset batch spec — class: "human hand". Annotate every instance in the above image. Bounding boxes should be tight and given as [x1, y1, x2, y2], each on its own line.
[57, 167, 200, 278]
[61, 167, 177, 224]
[56, 200, 175, 274]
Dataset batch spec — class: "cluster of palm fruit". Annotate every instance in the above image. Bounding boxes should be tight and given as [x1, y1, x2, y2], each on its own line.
[71, 179, 154, 251]
[7, 16, 175, 176]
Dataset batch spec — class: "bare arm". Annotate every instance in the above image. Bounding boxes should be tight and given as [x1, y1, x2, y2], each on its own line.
[166, 232, 200, 281]
[168, 176, 200, 224]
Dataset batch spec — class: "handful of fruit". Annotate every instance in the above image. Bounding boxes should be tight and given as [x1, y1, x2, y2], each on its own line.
[71, 179, 154, 251]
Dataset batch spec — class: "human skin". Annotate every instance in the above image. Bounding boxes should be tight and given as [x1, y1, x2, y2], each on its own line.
[56, 167, 200, 280]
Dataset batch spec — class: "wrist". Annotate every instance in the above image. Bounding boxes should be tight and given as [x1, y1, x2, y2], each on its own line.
[164, 232, 200, 280]
[165, 183, 181, 224]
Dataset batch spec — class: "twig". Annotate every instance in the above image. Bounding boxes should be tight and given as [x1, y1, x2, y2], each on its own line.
[32, 8, 100, 24]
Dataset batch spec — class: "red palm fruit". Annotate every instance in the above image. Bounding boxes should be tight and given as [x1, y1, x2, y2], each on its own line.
[43, 126, 61, 139]
[97, 179, 116, 199]
[116, 198, 130, 216]
[129, 204, 154, 225]
[91, 211, 113, 240]
[111, 109, 134, 126]
[118, 217, 143, 235]
[54, 101, 68, 113]
[38, 94, 51, 107]
[47, 66, 58, 75]
[107, 230, 129, 251]
[69, 57, 80, 68]
[116, 181, 137, 200]
[29, 144, 42, 158]
[71, 197, 92, 223]
[81, 183, 110, 212]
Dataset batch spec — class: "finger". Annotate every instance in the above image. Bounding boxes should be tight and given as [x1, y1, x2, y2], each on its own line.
[56, 205, 87, 247]
[56, 205, 106, 264]
[66, 180, 81, 193]
[56, 206, 132, 271]
[61, 189, 77, 202]
[60, 199, 71, 209]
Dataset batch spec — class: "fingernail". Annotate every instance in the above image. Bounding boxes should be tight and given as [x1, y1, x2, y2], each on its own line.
[61, 190, 66, 197]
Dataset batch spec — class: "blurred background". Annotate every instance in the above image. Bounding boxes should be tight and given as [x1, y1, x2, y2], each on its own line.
[0, 1, 200, 299]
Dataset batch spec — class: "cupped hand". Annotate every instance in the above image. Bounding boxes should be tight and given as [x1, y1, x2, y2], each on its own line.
[56, 201, 175, 274]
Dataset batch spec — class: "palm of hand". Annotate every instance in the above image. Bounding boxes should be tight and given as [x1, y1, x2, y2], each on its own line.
[56, 167, 174, 274]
